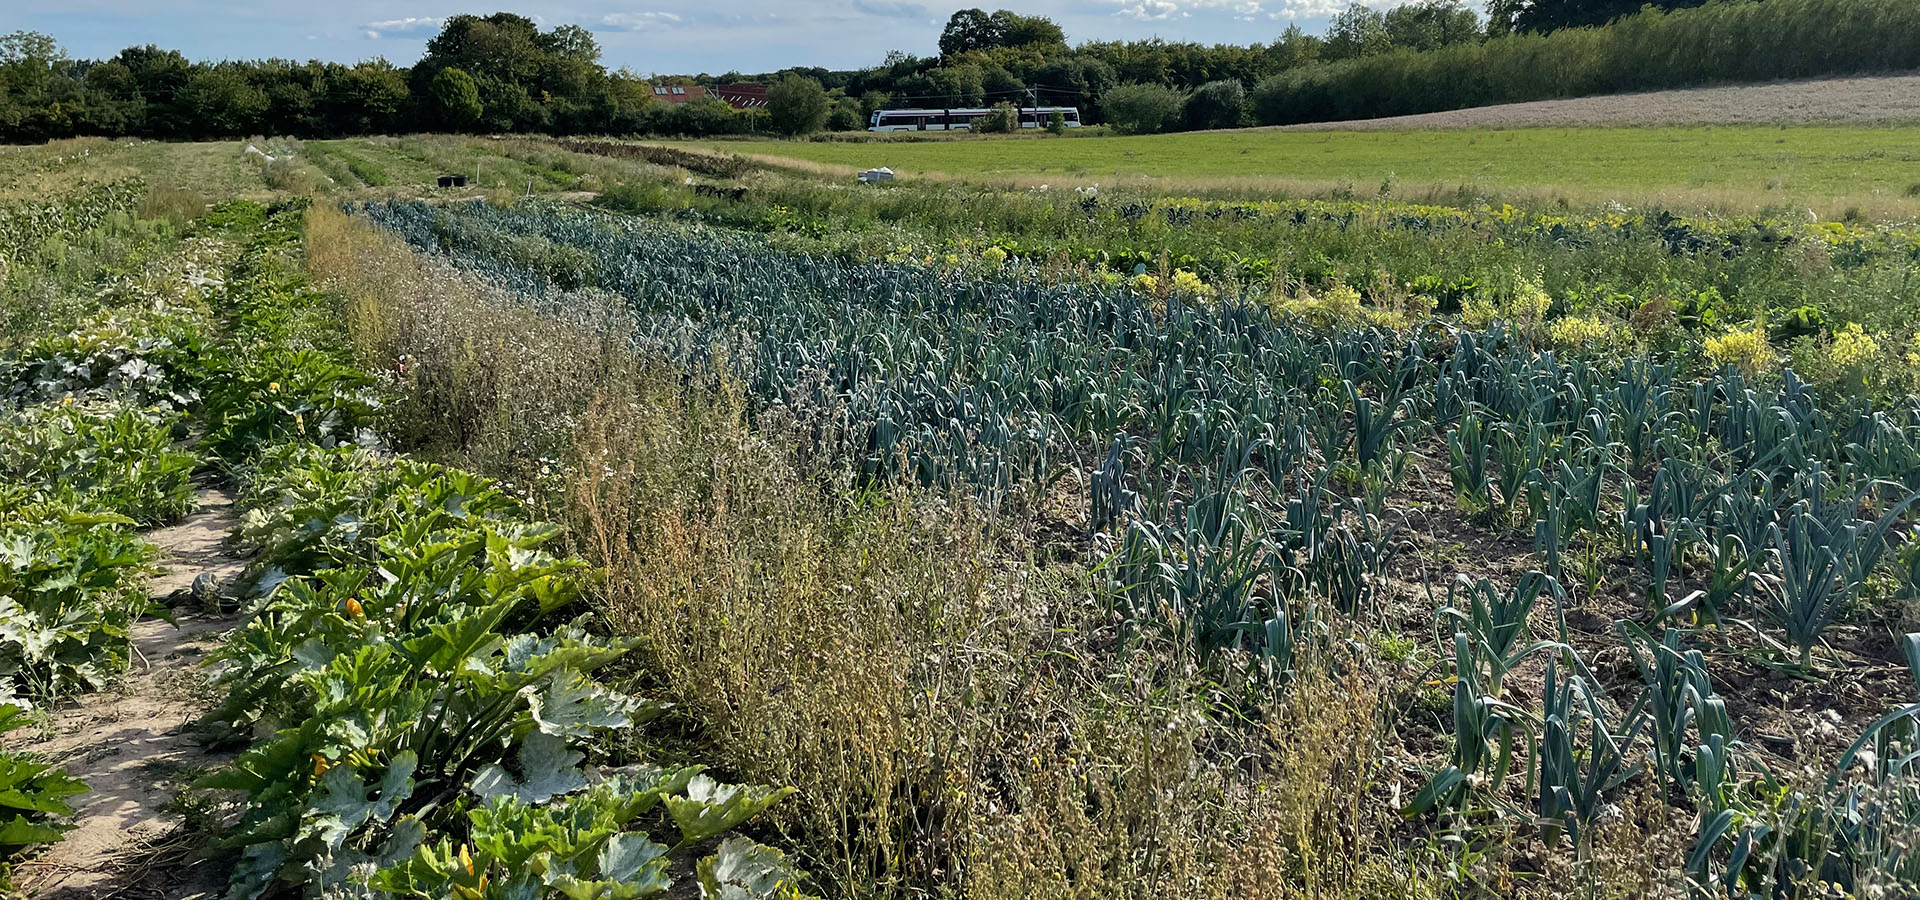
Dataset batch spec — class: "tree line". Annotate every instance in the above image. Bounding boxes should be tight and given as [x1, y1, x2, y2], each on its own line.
[1, 0, 1915, 142]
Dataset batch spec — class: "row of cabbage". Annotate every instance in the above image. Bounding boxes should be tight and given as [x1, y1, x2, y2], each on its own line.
[363, 198, 1920, 895]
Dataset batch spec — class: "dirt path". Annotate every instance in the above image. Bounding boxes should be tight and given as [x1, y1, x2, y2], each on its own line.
[14, 487, 246, 900]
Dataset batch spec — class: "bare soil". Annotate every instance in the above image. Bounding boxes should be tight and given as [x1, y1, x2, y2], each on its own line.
[1273, 72, 1920, 131]
[13, 488, 245, 900]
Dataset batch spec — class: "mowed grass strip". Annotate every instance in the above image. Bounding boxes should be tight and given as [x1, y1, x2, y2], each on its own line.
[682, 125, 1920, 208]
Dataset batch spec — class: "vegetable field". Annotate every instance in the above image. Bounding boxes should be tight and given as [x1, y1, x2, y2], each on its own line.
[6, 133, 1920, 899]
[357, 193, 1920, 896]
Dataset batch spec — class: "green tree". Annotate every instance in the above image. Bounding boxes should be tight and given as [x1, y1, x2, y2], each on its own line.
[1324, 3, 1393, 61]
[1183, 79, 1244, 130]
[327, 61, 408, 134]
[1505, 0, 1710, 33]
[1045, 109, 1065, 134]
[413, 13, 614, 133]
[1383, 0, 1483, 52]
[179, 64, 268, 137]
[939, 8, 1064, 57]
[939, 9, 999, 57]
[827, 97, 865, 131]
[1031, 56, 1111, 117]
[896, 66, 986, 107]
[767, 73, 829, 136]
[989, 10, 1066, 48]
[1099, 82, 1184, 135]
[1267, 24, 1324, 70]
[0, 31, 58, 66]
[428, 67, 483, 131]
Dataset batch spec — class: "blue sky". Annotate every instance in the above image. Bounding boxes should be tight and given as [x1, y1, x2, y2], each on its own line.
[10, 0, 1371, 76]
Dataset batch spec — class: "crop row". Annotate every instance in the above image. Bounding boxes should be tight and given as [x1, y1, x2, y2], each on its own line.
[192, 207, 813, 900]
[362, 197, 1920, 893]
[0, 187, 223, 889]
[0, 179, 144, 268]
[0, 198, 816, 898]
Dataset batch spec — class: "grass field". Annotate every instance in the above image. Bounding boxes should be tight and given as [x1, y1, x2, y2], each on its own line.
[684, 125, 1920, 213]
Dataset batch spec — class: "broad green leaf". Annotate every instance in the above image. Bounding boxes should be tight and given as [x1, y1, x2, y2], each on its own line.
[696, 837, 815, 900]
[301, 752, 417, 849]
[528, 672, 645, 739]
[471, 731, 589, 804]
[665, 775, 796, 846]
[224, 840, 291, 900]
[0, 812, 70, 847]
[599, 832, 671, 883]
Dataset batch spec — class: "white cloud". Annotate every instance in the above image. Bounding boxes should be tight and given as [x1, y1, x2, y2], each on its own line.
[598, 12, 683, 31]
[1114, 0, 1409, 24]
[1272, 0, 1349, 16]
[362, 16, 444, 39]
[1117, 0, 1187, 20]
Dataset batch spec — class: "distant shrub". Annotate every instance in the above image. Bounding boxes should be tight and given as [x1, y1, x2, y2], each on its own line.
[1101, 83, 1186, 135]
[827, 100, 864, 132]
[975, 102, 1019, 134]
[768, 74, 830, 136]
[1184, 80, 1247, 131]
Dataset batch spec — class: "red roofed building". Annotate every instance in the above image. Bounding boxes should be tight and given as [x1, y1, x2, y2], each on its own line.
[649, 84, 708, 106]
[712, 84, 768, 109]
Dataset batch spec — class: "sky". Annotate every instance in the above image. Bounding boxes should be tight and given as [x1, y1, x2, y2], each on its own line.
[7, 0, 1373, 76]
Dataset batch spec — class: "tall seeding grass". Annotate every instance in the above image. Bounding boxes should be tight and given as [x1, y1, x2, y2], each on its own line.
[1254, 0, 1920, 125]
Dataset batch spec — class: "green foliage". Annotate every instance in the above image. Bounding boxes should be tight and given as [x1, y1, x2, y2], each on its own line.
[0, 402, 198, 524]
[0, 179, 145, 268]
[1384, 0, 1484, 50]
[337, 150, 394, 188]
[1439, 571, 1563, 699]
[825, 99, 864, 132]
[972, 102, 1019, 134]
[429, 68, 485, 132]
[1534, 656, 1641, 848]
[201, 442, 799, 899]
[372, 782, 811, 900]
[1099, 82, 1185, 135]
[2, 302, 214, 410]
[1253, 0, 1920, 126]
[0, 699, 88, 890]
[1182, 79, 1245, 130]
[228, 445, 522, 605]
[0, 503, 155, 699]
[938, 8, 1065, 56]
[766, 74, 830, 137]
[203, 346, 379, 459]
